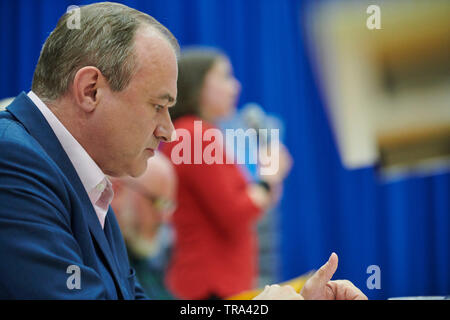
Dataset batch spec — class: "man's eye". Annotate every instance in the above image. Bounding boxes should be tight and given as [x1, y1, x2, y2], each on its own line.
[155, 105, 164, 112]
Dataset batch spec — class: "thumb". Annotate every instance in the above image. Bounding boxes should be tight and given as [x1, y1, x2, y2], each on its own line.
[313, 252, 338, 286]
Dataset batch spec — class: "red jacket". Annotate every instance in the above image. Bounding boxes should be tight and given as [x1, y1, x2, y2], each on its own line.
[161, 115, 262, 299]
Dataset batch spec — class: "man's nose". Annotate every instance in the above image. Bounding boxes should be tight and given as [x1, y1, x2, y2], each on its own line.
[155, 111, 175, 142]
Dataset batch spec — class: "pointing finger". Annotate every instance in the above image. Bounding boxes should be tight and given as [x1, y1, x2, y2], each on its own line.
[313, 252, 338, 287]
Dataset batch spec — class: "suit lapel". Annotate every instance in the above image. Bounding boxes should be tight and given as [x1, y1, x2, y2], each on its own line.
[7, 92, 127, 299]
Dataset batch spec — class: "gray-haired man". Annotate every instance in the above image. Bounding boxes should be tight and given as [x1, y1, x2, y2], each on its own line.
[0, 2, 177, 299]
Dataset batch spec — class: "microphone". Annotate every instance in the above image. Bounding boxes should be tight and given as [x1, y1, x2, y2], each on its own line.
[240, 102, 284, 142]
[241, 102, 266, 132]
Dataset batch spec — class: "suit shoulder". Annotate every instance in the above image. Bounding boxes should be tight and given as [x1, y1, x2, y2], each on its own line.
[0, 111, 49, 156]
[0, 110, 18, 135]
[0, 110, 31, 142]
[0, 115, 72, 226]
[0, 114, 64, 188]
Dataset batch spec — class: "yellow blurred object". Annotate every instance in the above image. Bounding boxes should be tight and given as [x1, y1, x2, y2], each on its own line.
[225, 271, 315, 300]
[306, 0, 450, 177]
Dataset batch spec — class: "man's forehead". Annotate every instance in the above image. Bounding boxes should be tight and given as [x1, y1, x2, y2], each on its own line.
[134, 26, 175, 56]
[139, 170, 175, 196]
[131, 31, 178, 104]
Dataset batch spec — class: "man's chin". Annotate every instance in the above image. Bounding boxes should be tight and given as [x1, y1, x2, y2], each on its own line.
[106, 155, 150, 178]
[128, 163, 148, 178]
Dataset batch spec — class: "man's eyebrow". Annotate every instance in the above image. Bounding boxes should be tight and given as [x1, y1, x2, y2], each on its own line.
[158, 93, 176, 105]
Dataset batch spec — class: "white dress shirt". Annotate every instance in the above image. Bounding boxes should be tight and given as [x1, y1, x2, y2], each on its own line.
[27, 91, 113, 229]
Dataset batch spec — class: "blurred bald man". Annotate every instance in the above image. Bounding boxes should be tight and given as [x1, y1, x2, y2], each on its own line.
[112, 152, 177, 299]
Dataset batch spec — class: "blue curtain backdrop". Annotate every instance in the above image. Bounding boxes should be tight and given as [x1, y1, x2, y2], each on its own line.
[0, 0, 448, 300]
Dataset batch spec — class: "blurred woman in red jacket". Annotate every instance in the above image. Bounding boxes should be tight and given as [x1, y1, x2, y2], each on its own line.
[160, 48, 283, 299]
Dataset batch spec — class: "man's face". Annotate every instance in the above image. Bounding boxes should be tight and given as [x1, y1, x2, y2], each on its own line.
[93, 28, 177, 177]
[132, 170, 176, 238]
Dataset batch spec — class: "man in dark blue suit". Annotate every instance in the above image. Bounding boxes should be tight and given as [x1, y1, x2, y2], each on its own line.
[0, 1, 368, 301]
[0, 2, 179, 299]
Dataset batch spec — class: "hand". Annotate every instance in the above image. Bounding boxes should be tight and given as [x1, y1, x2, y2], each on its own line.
[253, 284, 304, 300]
[247, 184, 272, 210]
[300, 252, 368, 300]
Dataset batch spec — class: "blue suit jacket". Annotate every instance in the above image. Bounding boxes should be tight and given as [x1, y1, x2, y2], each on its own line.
[0, 92, 147, 299]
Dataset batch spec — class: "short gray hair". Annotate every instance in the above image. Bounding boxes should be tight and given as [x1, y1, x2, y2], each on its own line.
[32, 2, 179, 101]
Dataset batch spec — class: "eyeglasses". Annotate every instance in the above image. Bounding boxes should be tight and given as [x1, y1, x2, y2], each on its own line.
[125, 182, 176, 215]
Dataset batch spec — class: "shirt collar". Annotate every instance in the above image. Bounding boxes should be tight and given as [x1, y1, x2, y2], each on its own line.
[27, 91, 109, 198]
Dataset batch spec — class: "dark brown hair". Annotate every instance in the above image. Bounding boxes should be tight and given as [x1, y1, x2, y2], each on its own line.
[170, 47, 226, 121]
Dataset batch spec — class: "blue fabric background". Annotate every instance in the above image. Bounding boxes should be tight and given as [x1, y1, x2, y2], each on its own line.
[0, 0, 448, 299]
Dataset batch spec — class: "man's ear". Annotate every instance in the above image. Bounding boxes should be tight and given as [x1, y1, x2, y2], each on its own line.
[72, 66, 103, 113]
